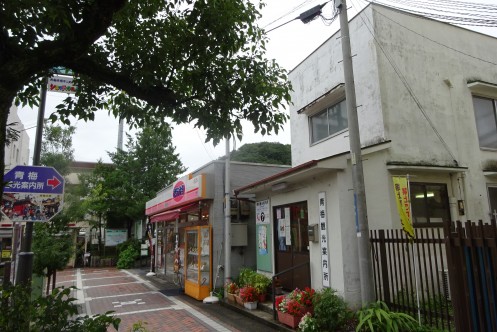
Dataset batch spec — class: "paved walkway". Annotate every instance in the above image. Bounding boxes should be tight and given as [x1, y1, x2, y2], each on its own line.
[56, 267, 283, 332]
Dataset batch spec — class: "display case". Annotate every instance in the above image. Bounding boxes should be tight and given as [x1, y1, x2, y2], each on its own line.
[184, 226, 212, 300]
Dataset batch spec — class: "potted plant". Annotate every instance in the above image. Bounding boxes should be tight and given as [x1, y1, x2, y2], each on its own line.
[239, 285, 258, 310]
[275, 287, 316, 329]
[225, 281, 238, 303]
[253, 273, 271, 302]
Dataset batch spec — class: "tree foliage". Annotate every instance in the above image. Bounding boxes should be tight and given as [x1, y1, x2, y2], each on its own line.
[230, 142, 291, 165]
[40, 120, 76, 176]
[80, 125, 184, 238]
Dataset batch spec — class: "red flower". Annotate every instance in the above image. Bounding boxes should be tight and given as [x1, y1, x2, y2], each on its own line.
[239, 286, 258, 302]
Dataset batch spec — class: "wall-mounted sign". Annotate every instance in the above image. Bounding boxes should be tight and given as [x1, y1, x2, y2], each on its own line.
[145, 174, 210, 215]
[318, 192, 330, 287]
[256, 199, 270, 224]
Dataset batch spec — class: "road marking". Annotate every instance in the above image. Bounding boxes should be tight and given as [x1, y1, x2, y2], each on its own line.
[83, 281, 141, 289]
[87, 291, 159, 301]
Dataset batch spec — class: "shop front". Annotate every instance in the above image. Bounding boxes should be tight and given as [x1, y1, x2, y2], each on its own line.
[146, 174, 214, 300]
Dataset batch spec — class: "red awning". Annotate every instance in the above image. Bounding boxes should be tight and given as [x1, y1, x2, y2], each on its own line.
[149, 202, 200, 223]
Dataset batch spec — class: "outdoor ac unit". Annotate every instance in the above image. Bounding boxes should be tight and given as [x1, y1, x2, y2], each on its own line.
[439, 269, 451, 300]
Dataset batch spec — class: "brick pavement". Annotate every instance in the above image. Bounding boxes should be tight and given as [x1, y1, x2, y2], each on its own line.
[75, 267, 238, 332]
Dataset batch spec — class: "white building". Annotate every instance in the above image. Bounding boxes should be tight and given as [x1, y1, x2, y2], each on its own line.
[235, 3, 497, 308]
[4, 105, 30, 171]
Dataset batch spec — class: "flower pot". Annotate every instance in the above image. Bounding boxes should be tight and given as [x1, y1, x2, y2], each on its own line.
[243, 301, 258, 310]
[235, 294, 244, 306]
[277, 311, 302, 329]
[258, 293, 267, 303]
[227, 293, 236, 304]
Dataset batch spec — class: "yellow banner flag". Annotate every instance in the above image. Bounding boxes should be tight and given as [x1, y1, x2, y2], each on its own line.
[392, 176, 415, 239]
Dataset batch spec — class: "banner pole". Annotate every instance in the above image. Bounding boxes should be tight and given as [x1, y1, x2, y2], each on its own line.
[407, 174, 422, 325]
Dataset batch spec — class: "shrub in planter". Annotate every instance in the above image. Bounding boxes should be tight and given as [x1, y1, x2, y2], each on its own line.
[252, 273, 271, 297]
[238, 267, 257, 287]
[312, 288, 352, 331]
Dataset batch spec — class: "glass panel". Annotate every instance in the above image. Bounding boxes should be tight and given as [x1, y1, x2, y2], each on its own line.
[328, 100, 348, 135]
[186, 230, 198, 283]
[410, 183, 428, 224]
[473, 97, 497, 149]
[310, 110, 329, 143]
[488, 187, 497, 220]
[199, 227, 210, 286]
[290, 204, 309, 253]
[426, 184, 450, 223]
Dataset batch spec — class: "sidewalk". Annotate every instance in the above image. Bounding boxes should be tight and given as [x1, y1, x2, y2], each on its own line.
[63, 266, 292, 332]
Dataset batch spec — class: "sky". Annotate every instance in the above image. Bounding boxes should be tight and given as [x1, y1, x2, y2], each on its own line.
[17, 0, 497, 173]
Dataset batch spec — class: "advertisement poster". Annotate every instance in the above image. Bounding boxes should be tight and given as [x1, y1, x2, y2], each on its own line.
[392, 176, 415, 239]
[256, 199, 270, 224]
[258, 225, 268, 255]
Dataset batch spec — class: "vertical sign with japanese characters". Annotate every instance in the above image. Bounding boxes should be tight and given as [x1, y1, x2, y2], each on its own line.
[318, 192, 330, 287]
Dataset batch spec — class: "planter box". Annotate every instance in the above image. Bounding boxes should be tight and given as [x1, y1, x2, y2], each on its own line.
[235, 294, 244, 306]
[226, 293, 236, 304]
[243, 301, 258, 310]
[277, 311, 302, 329]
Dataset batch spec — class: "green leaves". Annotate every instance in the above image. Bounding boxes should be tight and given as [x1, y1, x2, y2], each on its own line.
[356, 301, 419, 332]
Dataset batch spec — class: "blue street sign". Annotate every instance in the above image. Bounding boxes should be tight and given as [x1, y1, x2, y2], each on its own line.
[2, 166, 65, 222]
[4, 165, 64, 195]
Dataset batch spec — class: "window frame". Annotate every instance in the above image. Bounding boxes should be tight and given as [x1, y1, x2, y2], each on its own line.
[409, 182, 451, 228]
[309, 99, 348, 145]
[472, 95, 497, 150]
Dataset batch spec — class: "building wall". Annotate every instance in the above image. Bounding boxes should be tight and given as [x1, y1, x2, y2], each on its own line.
[5, 105, 30, 171]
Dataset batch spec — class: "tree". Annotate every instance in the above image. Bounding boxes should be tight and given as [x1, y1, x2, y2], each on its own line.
[32, 217, 74, 295]
[40, 120, 76, 176]
[82, 125, 185, 242]
[230, 142, 291, 165]
[0, 0, 291, 198]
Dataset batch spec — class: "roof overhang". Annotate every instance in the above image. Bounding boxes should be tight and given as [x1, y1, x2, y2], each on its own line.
[467, 81, 497, 99]
[235, 158, 347, 196]
[386, 163, 468, 173]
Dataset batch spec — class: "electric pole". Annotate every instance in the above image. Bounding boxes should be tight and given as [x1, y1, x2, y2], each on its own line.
[224, 137, 231, 296]
[336, 0, 374, 304]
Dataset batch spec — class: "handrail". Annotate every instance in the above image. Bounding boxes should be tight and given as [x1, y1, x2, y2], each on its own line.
[271, 261, 310, 320]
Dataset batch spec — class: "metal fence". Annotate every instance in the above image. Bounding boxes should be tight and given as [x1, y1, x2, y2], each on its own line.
[370, 227, 454, 331]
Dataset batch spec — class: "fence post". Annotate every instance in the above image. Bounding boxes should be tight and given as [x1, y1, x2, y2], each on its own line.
[444, 220, 471, 332]
[378, 230, 391, 304]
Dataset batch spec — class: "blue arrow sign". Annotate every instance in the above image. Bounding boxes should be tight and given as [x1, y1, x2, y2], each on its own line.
[4, 165, 64, 195]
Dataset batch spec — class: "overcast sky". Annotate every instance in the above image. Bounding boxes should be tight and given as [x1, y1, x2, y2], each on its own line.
[17, 0, 497, 173]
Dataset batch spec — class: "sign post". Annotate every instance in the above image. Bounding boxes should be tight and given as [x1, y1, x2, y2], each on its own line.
[1, 165, 64, 285]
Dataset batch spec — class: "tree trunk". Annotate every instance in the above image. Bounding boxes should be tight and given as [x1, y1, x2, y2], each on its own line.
[52, 269, 56, 291]
[46, 272, 51, 295]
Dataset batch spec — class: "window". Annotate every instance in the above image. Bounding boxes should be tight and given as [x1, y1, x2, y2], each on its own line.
[488, 186, 497, 220]
[410, 183, 450, 226]
[472, 96, 497, 149]
[310, 99, 347, 143]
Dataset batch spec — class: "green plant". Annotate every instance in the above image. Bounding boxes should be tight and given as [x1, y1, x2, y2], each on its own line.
[117, 244, 140, 269]
[0, 284, 120, 331]
[238, 267, 257, 287]
[252, 273, 271, 295]
[356, 301, 418, 332]
[130, 320, 150, 332]
[298, 312, 319, 332]
[312, 288, 352, 331]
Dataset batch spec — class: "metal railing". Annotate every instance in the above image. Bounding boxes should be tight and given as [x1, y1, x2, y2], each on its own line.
[271, 261, 310, 320]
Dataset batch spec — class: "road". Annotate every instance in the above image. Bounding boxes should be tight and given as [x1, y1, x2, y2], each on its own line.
[55, 267, 282, 332]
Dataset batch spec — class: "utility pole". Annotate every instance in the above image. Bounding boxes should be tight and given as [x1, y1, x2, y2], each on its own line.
[336, 0, 374, 304]
[224, 137, 231, 297]
[15, 77, 47, 286]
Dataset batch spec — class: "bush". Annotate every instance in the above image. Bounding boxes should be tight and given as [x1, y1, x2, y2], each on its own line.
[238, 267, 257, 287]
[312, 288, 352, 331]
[0, 284, 120, 331]
[356, 301, 418, 332]
[117, 239, 141, 269]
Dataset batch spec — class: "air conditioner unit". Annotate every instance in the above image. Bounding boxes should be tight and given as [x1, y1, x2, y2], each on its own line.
[439, 269, 451, 300]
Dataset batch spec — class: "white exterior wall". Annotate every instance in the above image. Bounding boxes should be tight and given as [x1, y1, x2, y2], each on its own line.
[290, 6, 385, 167]
[5, 105, 30, 171]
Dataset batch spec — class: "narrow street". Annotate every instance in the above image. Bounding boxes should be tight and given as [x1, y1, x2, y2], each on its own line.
[55, 267, 282, 332]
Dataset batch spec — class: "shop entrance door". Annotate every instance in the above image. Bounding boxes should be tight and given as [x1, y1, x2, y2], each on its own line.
[274, 202, 310, 291]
